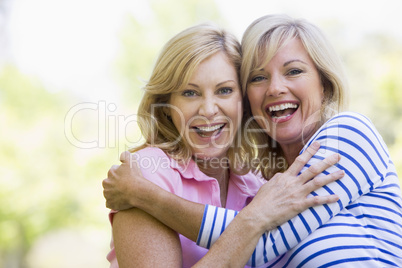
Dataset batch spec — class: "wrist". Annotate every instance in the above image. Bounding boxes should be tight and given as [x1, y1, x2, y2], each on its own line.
[236, 204, 269, 235]
[128, 177, 151, 210]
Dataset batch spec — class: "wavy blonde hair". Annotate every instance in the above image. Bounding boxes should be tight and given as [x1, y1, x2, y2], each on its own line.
[131, 23, 243, 169]
[240, 14, 349, 179]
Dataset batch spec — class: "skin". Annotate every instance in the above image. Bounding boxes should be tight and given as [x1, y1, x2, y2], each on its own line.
[106, 146, 342, 267]
[169, 52, 242, 162]
[112, 51, 243, 267]
[248, 38, 324, 164]
[113, 208, 182, 267]
[168, 52, 242, 206]
[105, 39, 343, 267]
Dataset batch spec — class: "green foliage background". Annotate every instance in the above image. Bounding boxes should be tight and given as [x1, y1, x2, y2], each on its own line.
[0, 0, 401, 267]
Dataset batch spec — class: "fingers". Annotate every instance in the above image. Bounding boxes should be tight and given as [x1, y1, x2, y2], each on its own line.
[298, 153, 341, 183]
[107, 165, 119, 178]
[286, 142, 321, 175]
[305, 169, 345, 193]
[102, 178, 111, 205]
[120, 151, 141, 170]
[120, 151, 131, 163]
[102, 177, 108, 189]
[304, 194, 340, 208]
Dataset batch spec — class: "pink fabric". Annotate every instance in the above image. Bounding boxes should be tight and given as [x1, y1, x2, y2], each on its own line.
[107, 147, 265, 267]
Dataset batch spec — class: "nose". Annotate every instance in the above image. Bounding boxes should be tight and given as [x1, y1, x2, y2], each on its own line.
[199, 96, 219, 118]
[266, 74, 286, 97]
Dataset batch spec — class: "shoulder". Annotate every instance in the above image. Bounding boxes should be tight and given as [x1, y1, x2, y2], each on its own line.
[322, 111, 374, 130]
[132, 147, 173, 170]
[316, 112, 382, 143]
[131, 147, 182, 188]
[310, 111, 390, 167]
[133, 146, 169, 159]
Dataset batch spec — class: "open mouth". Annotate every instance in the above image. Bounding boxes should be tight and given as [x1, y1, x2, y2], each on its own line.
[267, 103, 299, 120]
[192, 123, 226, 138]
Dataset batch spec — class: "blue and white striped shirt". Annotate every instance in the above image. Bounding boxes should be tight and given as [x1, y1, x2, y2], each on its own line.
[197, 112, 402, 267]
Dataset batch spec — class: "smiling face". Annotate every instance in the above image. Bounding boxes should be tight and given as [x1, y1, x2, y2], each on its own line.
[169, 51, 242, 160]
[247, 38, 324, 157]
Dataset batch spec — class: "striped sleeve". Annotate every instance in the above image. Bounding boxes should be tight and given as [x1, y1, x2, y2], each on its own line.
[196, 112, 396, 267]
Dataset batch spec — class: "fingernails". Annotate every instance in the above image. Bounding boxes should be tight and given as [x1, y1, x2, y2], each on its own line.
[331, 153, 341, 162]
[336, 170, 345, 176]
[312, 141, 320, 149]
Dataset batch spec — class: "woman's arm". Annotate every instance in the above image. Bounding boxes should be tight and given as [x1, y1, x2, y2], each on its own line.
[195, 144, 343, 267]
[103, 142, 341, 247]
[196, 112, 393, 266]
[112, 207, 182, 267]
[104, 152, 204, 242]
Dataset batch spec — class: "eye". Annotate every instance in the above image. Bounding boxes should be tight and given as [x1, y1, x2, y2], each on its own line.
[182, 90, 198, 97]
[217, 87, 233, 95]
[287, 69, 303, 76]
[250, 75, 266, 83]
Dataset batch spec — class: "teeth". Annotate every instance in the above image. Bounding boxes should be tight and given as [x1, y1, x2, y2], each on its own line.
[196, 124, 224, 132]
[268, 103, 298, 112]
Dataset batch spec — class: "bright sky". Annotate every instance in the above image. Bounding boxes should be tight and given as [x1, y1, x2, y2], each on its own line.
[4, 0, 402, 102]
[216, 0, 402, 39]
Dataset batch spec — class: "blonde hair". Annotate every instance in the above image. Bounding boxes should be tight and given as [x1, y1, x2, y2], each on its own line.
[241, 14, 350, 179]
[131, 23, 243, 168]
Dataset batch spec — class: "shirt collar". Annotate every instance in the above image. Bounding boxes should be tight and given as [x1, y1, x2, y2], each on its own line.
[168, 157, 215, 182]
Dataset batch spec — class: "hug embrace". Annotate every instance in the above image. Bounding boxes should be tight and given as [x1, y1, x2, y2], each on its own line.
[103, 14, 402, 267]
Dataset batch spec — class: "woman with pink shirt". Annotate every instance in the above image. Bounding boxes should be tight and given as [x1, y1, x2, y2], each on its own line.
[105, 23, 342, 267]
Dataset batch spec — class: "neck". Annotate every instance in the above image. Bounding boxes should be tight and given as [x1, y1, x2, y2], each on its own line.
[196, 157, 229, 180]
[280, 121, 322, 165]
[280, 143, 304, 165]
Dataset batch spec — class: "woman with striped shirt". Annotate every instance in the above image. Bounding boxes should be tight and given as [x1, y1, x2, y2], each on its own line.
[103, 14, 402, 267]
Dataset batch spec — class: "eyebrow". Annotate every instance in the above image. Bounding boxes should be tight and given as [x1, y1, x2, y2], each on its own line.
[254, 59, 308, 73]
[188, 80, 236, 88]
[187, 83, 199, 88]
[283, 59, 308, 67]
[217, 80, 236, 87]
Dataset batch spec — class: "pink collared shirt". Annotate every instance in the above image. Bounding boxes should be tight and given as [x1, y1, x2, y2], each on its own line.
[107, 147, 265, 268]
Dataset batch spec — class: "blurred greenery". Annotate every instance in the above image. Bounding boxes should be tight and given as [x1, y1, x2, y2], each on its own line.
[0, 0, 222, 267]
[0, 0, 401, 267]
[0, 66, 113, 267]
[116, 0, 222, 104]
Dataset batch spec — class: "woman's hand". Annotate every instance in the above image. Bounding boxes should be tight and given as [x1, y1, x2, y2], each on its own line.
[103, 151, 204, 241]
[194, 142, 343, 267]
[245, 141, 344, 231]
[103, 151, 149, 211]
